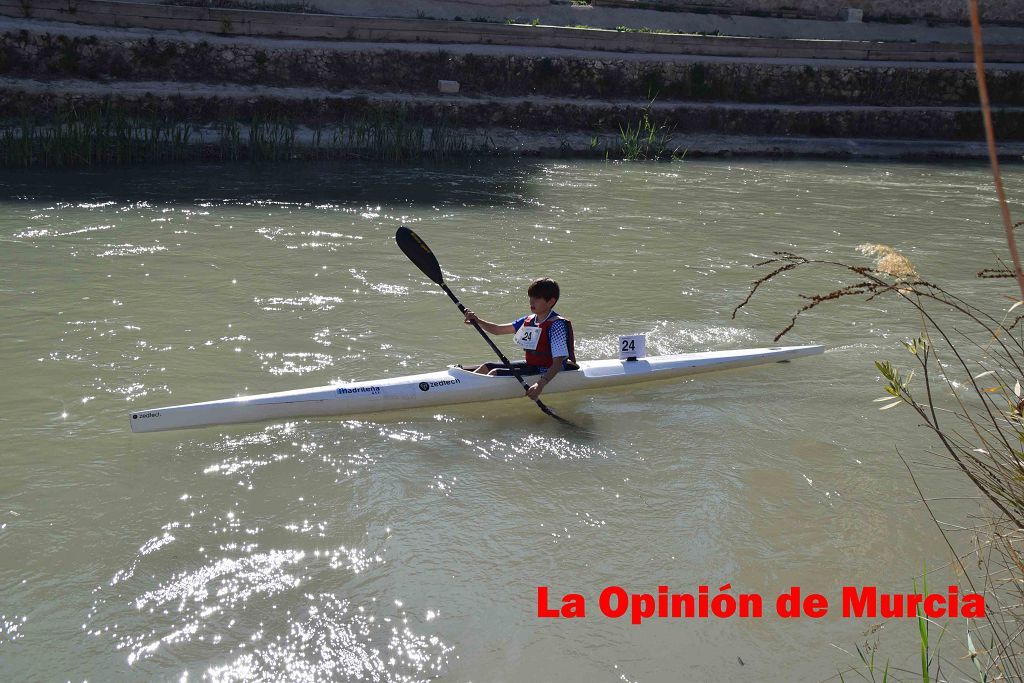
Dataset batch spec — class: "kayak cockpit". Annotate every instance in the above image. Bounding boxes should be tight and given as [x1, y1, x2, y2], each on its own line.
[451, 361, 581, 377]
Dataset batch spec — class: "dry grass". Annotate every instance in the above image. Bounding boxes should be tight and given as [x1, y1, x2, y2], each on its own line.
[857, 244, 920, 281]
[739, 244, 1024, 680]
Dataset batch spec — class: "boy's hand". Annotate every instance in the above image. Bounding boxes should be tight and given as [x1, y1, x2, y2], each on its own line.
[526, 378, 547, 400]
[463, 309, 478, 325]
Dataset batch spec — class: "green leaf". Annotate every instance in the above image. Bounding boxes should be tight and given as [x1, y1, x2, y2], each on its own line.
[917, 571, 929, 683]
[967, 631, 988, 682]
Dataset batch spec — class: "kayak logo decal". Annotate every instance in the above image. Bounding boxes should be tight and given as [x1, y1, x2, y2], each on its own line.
[419, 379, 462, 392]
[132, 411, 162, 419]
[337, 385, 382, 395]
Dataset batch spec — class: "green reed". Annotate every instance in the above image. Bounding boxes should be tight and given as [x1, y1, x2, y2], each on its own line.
[0, 104, 479, 168]
[613, 105, 681, 161]
[0, 104, 203, 167]
[160, 0, 317, 13]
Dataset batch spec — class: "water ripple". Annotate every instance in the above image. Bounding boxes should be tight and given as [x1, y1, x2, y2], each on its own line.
[97, 243, 169, 258]
[257, 351, 335, 376]
[253, 295, 346, 312]
[460, 433, 613, 462]
[205, 593, 450, 683]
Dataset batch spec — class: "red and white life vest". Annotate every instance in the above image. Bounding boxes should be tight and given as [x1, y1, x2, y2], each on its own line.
[521, 313, 576, 368]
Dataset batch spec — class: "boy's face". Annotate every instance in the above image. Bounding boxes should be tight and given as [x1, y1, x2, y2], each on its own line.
[529, 295, 557, 316]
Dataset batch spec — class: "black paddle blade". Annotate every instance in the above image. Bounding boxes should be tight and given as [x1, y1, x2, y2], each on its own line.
[541, 403, 580, 429]
[396, 226, 444, 285]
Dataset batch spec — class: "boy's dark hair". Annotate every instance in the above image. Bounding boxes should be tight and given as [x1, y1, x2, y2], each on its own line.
[528, 277, 560, 302]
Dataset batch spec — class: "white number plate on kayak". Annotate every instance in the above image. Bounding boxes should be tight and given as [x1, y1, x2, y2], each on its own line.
[619, 334, 646, 359]
[514, 325, 541, 351]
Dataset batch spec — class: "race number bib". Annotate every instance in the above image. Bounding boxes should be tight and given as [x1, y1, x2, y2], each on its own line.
[514, 325, 541, 351]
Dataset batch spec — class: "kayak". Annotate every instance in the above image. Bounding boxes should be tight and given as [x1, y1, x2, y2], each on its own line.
[128, 344, 823, 433]
[129, 344, 823, 432]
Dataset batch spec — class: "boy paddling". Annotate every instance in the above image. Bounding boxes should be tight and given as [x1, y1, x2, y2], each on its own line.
[462, 277, 577, 400]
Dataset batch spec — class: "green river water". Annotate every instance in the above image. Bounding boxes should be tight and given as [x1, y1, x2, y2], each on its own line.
[1, 159, 1021, 681]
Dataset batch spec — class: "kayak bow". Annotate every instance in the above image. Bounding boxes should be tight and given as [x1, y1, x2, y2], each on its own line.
[128, 344, 823, 433]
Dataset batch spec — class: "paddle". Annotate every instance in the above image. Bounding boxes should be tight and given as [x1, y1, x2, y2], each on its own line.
[395, 226, 576, 427]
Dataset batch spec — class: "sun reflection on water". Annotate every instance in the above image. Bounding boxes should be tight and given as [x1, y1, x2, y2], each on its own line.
[459, 433, 614, 462]
[0, 614, 27, 645]
[80, 418, 452, 680]
[204, 593, 450, 683]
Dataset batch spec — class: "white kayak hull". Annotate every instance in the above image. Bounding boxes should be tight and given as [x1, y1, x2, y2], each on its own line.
[129, 345, 824, 433]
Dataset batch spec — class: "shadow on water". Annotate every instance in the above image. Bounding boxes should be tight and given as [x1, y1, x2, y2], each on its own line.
[0, 158, 549, 207]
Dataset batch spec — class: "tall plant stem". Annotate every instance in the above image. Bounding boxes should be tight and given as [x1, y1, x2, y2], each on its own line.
[970, 0, 1024, 301]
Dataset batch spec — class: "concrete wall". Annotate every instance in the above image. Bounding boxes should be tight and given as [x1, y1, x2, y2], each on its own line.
[5, 0, 1024, 63]
[4, 84, 1016, 144]
[4, 25, 1023, 108]
[602, 0, 1024, 25]
[123, 0, 1024, 37]
[3, 8, 1024, 158]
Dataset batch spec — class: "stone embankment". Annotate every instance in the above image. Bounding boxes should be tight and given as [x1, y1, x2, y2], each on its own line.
[591, 0, 1024, 25]
[1, 0, 1023, 160]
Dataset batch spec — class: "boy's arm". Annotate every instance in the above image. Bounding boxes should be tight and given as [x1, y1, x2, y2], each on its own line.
[463, 309, 514, 335]
[527, 357, 566, 399]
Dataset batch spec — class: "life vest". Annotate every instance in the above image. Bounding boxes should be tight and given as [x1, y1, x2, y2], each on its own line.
[522, 312, 576, 368]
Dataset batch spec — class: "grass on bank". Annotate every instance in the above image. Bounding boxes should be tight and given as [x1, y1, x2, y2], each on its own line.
[160, 0, 318, 13]
[157, 0, 723, 37]
[0, 105, 478, 167]
[0, 100, 687, 167]
[606, 101, 683, 161]
[835, 570, 952, 683]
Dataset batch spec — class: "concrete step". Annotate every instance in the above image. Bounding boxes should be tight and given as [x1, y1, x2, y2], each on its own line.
[591, 0, 1023, 26]
[3, 17, 1024, 108]
[3, 76, 1022, 142]
[5, 0, 1024, 62]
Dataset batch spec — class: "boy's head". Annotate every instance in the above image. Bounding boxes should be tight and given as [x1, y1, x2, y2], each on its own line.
[528, 278, 559, 314]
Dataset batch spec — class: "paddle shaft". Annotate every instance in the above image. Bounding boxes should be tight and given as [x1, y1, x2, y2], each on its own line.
[439, 282, 566, 421]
